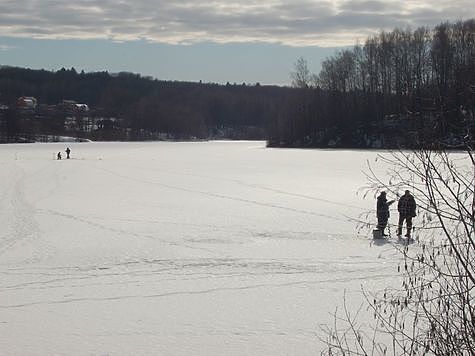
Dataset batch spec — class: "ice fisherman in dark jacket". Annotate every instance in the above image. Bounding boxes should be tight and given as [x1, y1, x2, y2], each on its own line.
[397, 190, 417, 237]
[377, 191, 394, 236]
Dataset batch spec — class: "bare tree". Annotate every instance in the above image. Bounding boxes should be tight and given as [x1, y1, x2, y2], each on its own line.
[291, 57, 313, 88]
[322, 147, 475, 355]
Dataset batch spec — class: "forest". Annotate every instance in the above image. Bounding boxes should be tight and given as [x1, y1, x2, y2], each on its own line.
[1, 20, 474, 148]
[0, 67, 291, 142]
[271, 20, 475, 148]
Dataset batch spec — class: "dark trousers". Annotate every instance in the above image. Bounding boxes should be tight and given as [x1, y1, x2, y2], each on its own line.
[377, 217, 388, 231]
[398, 215, 413, 235]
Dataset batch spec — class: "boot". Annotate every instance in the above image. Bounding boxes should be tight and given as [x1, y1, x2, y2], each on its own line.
[397, 225, 402, 236]
[405, 227, 411, 238]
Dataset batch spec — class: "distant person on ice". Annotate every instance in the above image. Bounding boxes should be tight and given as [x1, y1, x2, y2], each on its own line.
[57, 152, 62, 160]
[65, 147, 71, 159]
[376, 191, 394, 236]
[397, 190, 417, 238]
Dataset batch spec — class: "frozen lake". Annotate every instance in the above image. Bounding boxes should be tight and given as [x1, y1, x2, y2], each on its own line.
[0, 141, 399, 355]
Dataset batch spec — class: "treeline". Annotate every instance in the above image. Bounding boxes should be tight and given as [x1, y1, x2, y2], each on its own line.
[0, 67, 291, 141]
[271, 20, 475, 148]
[2, 20, 474, 148]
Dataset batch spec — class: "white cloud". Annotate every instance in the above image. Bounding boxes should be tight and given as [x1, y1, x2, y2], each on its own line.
[0, 0, 473, 46]
[0, 44, 16, 51]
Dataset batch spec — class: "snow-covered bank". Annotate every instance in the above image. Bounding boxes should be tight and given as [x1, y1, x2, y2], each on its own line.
[0, 141, 399, 355]
[0, 134, 92, 143]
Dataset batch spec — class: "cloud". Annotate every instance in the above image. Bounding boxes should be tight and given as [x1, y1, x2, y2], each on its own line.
[0, 0, 473, 46]
[0, 44, 16, 51]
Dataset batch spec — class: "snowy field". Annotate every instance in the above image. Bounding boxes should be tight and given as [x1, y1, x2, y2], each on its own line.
[0, 141, 400, 355]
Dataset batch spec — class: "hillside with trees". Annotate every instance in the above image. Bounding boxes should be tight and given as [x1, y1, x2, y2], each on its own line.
[0, 67, 291, 142]
[270, 20, 475, 149]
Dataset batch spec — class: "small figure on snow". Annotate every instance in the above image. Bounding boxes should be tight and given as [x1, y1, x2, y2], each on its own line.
[57, 152, 62, 160]
[65, 147, 71, 159]
[397, 190, 417, 238]
[376, 191, 395, 237]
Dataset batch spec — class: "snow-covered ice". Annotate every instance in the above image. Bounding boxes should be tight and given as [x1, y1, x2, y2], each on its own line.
[0, 141, 400, 355]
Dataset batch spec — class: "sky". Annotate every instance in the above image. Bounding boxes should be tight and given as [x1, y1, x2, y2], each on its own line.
[0, 0, 473, 85]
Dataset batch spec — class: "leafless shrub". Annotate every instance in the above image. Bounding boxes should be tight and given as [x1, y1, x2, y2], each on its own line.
[322, 148, 475, 355]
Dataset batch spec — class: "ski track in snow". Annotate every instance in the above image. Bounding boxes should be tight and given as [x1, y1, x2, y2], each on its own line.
[0, 164, 41, 259]
[0, 253, 398, 310]
[0, 142, 400, 355]
[85, 162, 352, 224]
[33, 208, 223, 256]
[0, 159, 63, 264]
[0, 255, 397, 307]
[0, 272, 396, 309]
[114, 161, 364, 211]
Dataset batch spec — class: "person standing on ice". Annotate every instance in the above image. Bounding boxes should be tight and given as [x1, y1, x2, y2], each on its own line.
[65, 147, 71, 159]
[376, 191, 394, 236]
[57, 151, 62, 160]
[397, 190, 416, 238]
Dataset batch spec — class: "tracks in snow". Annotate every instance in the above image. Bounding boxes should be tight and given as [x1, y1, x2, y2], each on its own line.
[0, 256, 397, 309]
[0, 165, 40, 258]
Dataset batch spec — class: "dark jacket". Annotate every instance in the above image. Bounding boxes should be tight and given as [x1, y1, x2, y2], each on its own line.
[377, 195, 392, 221]
[398, 194, 416, 217]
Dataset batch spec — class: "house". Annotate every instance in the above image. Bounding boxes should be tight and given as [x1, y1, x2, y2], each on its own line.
[74, 103, 89, 112]
[60, 100, 89, 113]
[17, 96, 37, 110]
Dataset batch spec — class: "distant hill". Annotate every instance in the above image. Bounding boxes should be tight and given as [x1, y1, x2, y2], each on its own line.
[0, 66, 294, 142]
